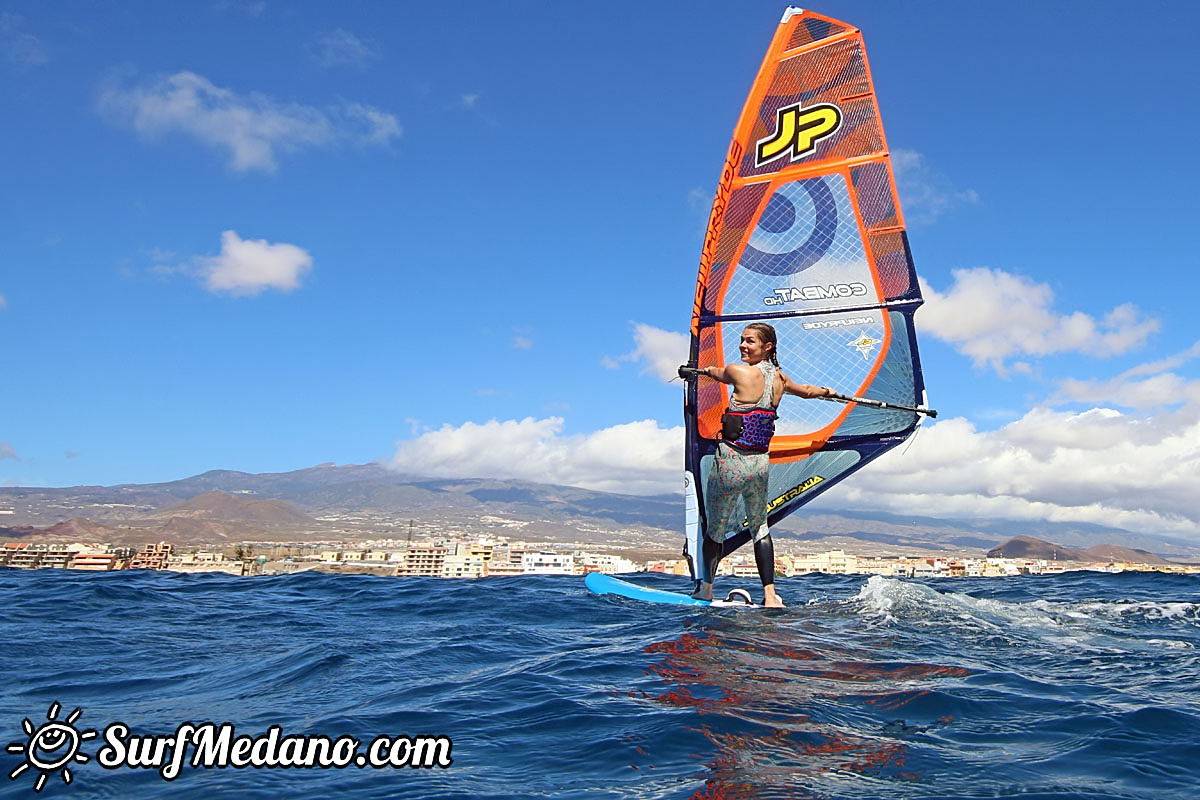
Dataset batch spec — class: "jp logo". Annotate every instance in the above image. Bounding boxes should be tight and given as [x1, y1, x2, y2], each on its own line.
[755, 100, 842, 167]
[6, 702, 97, 792]
[740, 101, 845, 277]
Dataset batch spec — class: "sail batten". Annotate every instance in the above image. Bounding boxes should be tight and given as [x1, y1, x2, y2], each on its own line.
[681, 9, 930, 583]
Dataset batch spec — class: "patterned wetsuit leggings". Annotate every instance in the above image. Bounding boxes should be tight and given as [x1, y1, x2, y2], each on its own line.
[705, 443, 770, 543]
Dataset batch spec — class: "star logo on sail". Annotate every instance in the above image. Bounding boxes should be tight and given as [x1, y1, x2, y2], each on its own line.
[755, 100, 843, 167]
[847, 331, 881, 359]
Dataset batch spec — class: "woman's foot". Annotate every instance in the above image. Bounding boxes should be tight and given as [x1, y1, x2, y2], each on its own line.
[762, 585, 786, 608]
[691, 581, 713, 601]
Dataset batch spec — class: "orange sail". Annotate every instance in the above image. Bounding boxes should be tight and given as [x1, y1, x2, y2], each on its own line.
[681, 9, 931, 583]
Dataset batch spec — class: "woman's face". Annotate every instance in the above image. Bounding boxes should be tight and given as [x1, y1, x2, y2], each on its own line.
[739, 329, 772, 364]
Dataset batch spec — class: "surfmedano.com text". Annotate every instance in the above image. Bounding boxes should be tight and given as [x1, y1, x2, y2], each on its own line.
[98, 722, 453, 780]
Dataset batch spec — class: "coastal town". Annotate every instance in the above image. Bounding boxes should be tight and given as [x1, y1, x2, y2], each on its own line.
[5, 467, 1196, 585]
[4, 535, 1197, 579]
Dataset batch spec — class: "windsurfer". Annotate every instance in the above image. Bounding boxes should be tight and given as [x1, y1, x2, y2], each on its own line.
[689, 323, 835, 607]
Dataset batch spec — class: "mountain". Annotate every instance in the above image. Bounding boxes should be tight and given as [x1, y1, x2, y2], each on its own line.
[1082, 543, 1175, 565]
[150, 491, 315, 526]
[0, 518, 117, 542]
[987, 536, 1176, 565]
[1, 463, 1197, 560]
[987, 536, 1087, 561]
[42, 518, 118, 540]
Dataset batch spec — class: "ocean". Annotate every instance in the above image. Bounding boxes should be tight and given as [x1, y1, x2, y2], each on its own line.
[2, 567, 1198, 799]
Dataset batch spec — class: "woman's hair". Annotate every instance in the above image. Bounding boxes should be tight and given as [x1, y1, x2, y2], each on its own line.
[744, 323, 780, 368]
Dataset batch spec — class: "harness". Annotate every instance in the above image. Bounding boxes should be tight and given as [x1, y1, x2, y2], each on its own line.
[715, 360, 779, 453]
[721, 407, 777, 453]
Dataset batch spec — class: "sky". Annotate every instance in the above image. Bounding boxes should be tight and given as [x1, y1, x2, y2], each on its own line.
[2, 1, 1198, 539]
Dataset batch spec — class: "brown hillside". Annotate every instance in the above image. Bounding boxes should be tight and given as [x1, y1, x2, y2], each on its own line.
[1082, 544, 1173, 566]
[988, 535, 1172, 564]
[987, 536, 1089, 561]
[2, 518, 119, 542]
[43, 517, 121, 540]
[153, 491, 314, 526]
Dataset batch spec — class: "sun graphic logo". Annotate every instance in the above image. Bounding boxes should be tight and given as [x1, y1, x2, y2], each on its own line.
[6, 703, 97, 792]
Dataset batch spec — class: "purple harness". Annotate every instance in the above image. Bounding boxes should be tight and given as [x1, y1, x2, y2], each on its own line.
[721, 408, 777, 453]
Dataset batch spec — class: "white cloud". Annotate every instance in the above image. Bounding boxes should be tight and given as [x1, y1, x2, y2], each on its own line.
[1120, 341, 1200, 378]
[842, 404, 1200, 534]
[0, 13, 47, 68]
[1052, 340, 1200, 410]
[449, 92, 496, 127]
[1057, 374, 1200, 410]
[892, 148, 978, 224]
[920, 268, 1159, 373]
[310, 28, 379, 70]
[840, 336, 1199, 535]
[385, 391, 1200, 535]
[389, 320, 1198, 537]
[607, 323, 690, 382]
[391, 417, 682, 496]
[343, 103, 402, 145]
[511, 327, 534, 350]
[0, 442, 18, 461]
[200, 230, 313, 296]
[97, 70, 401, 172]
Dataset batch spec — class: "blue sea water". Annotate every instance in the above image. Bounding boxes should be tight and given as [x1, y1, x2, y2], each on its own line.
[2, 568, 1199, 799]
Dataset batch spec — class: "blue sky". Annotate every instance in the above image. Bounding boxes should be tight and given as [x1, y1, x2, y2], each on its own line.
[2, 2, 1198, 537]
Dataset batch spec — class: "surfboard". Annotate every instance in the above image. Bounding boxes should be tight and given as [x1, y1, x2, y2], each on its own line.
[585, 573, 760, 608]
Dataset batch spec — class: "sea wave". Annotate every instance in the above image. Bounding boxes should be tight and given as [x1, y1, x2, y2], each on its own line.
[2, 568, 1200, 798]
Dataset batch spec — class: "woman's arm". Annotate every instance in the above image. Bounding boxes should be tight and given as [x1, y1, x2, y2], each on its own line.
[702, 363, 766, 406]
[781, 372, 836, 399]
[700, 363, 752, 385]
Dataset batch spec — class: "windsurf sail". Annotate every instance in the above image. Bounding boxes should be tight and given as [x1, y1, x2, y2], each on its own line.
[682, 8, 932, 585]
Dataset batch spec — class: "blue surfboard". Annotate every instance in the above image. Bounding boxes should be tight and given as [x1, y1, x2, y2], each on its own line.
[585, 573, 759, 608]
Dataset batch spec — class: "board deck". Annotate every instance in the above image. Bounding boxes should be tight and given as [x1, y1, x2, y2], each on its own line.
[585, 573, 760, 608]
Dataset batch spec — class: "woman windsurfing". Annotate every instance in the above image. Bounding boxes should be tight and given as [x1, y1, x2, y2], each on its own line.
[683, 322, 836, 607]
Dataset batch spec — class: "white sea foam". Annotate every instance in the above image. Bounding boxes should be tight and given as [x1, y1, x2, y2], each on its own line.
[1146, 639, 1194, 649]
[844, 575, 1189, 653]
[852, 576, 1200, 628]
[1069, 600, 1200, 622]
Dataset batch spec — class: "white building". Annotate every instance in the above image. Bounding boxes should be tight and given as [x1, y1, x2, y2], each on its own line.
[164, 551, 246, 576]
[522, 551, 575, 575]
[578, 553, 638, 575]
[787, 549, 858, 575]
[442, 553, 486, 579]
